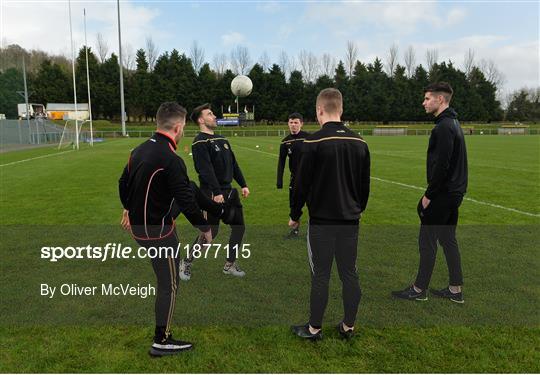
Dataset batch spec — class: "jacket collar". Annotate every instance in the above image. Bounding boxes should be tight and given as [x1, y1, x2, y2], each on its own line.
[322, 121, 344, 129]
[155, 131, 177, 149]
[435, 107, 457, 123]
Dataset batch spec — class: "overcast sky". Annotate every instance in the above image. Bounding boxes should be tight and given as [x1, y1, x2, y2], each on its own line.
[1, 0, 538, 97]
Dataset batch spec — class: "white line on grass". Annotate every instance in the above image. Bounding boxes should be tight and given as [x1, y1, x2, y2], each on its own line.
[234, 143, 540, 218]
[0, 150, 75, 167]
[0, 139, 119, 168]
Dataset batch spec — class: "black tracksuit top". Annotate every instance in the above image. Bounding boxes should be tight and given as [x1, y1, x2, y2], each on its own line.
[276, 130, 310, 188]
[191, 132, 247, 196]
[119, 132, 209, 240]
[290, 122, 370, 223]
[425, 107, 468, 199]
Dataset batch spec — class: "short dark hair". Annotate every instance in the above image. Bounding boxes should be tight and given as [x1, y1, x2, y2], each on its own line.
[191, 103, 212, 123]
[156, 102, 187, 130]
[288, 112, 303, 122]
[424, 82, 453, 102]
[316, 88, 343, 114]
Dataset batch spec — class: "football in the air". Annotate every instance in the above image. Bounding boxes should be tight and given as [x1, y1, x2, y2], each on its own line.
[231, 75, 253, 97]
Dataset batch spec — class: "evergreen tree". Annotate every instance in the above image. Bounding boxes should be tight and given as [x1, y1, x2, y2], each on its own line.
[74, 46, 99, 114]
[0, 68, 24, 118]
[96, 53, 121, 119]
[287, 70, 309, 120]
[128, 49, 152, 121]
[265, 64, 288, 121]
[32, 60, 72, 104]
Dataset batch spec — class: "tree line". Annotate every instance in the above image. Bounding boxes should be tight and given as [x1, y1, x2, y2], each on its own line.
[0, 43, 537, 122]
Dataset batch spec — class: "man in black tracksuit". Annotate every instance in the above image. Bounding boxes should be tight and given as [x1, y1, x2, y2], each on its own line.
[392, 82, 468, 303]
[119, 102, 223, 356]
[186, 103, 249, 278]
[290, 88, 370, 340]
[277, 112, 309, 237]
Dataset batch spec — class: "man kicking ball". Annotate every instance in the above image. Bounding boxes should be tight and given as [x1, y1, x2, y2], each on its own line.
[180, 103, 249, 280]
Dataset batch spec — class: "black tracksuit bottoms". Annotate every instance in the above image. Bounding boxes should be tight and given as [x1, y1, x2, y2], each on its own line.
[307, 221, 361, 328]
[288, 175, 296, 208]
[415, 192, 464, 290]
[138, 182, 222, 333]
[201, 187, 245, 263]
[136, 231, 181, 334]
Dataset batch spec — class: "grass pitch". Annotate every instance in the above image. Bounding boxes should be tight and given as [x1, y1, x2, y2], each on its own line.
[0, 134, 539, 372]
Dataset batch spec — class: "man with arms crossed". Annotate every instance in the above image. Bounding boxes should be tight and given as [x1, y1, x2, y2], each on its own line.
[290, 88, 370, 340]
[277, 112, 309, 238]
[119, 102, 219, 356]
[183, 103, 249, 279]
[392, 82, 468, 303]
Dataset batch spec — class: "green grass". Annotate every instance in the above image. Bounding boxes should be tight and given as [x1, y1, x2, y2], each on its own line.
[0, 135, 539, 372]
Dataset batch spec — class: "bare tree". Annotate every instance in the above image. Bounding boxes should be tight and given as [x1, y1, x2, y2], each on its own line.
[212, 53, 228, 78]
[189, 40, 205, 74]
[403, 45, 416, 78]
[386, 43, 399, 77]
[321, 53, 336, 77]
[425, 48, 439, 72]
[345, 40, 358, 77]
[298, 49, 319, 83]
[95, 32, 109, 63]
[258, 51, 270, 71]
[278, 50, 289, 77]
[463, 48, 475, 77]
[288, 54, 297, 73]
[479, 59, 506, 91]
[145, 36, 159, 71]
[230, 45, 252, 75]
[122, 44, 135, 71]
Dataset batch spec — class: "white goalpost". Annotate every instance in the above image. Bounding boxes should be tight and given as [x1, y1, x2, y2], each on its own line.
[58, 114, 94, 149]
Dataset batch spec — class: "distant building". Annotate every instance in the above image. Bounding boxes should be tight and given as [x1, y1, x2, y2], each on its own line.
[46, 103, 89, 120]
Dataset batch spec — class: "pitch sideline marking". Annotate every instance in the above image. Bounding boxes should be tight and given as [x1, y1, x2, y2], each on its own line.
[0, 139, 120, 168]
[0, 150, 75, 167]
[233, 143, 540, 218]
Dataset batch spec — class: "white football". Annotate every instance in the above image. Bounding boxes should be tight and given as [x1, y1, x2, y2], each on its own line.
[231, 75, 253, 97]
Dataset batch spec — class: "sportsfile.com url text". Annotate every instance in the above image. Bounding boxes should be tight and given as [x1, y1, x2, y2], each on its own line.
[40, 243, 251, 262]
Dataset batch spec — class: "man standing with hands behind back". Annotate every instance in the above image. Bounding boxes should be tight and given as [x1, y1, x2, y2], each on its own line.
[392, 82, 468, 303]
[119, 102, 212, 356]
[290, 88, 370, 340]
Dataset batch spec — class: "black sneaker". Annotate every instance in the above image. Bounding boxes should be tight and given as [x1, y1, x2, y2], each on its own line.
[391, 285, 428, 301]
[336, 322, 355, 339]
[291, 323, 322, 341]
[149, 334, 193, 357]
[430, 287, 464, 304]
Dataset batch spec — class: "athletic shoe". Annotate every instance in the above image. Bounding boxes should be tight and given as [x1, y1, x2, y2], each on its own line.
[430, 286, 464, 304]
[336, 322, 355, 339]
[391, 285, 428, 301]
[179, 259, 192, 281]
[149, 334, 193, 357]
[223, 261, 245, 277]
[291, 323, 322, 341]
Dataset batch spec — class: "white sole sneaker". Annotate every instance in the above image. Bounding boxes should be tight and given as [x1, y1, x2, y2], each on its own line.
[222, 264, 245, 277]
[179, 260, 191, 281]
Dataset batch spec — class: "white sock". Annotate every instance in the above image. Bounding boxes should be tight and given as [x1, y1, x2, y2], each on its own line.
[449, 285, 461, 293]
